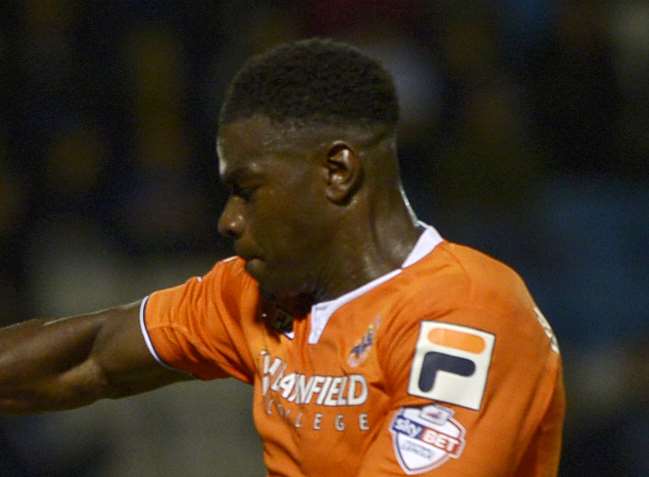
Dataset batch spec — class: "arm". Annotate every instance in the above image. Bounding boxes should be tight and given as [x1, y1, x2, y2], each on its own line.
[0, 302, 190, 415]
[357, 307, 564, 476]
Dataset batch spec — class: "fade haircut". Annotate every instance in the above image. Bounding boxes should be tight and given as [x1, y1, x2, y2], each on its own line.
[220, 38, 399, 131]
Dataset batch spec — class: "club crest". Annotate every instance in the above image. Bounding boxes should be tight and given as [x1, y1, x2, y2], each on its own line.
[347, 318, 381, 367]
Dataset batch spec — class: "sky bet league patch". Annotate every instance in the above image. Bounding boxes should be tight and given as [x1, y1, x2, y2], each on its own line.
[390, 404, 466, 474]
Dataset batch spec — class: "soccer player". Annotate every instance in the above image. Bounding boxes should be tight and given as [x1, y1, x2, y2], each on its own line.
[0, 39, 564, 476]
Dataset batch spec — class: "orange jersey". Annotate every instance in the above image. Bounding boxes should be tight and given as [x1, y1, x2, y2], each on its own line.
[140, 225, 564, 476]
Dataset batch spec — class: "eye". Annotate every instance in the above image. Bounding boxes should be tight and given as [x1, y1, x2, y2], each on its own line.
[233, 184, 257, 201]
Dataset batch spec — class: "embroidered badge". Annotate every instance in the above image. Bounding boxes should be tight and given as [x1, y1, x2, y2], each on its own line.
[390, 404, 466, 474]
[348, 317, 381, 367]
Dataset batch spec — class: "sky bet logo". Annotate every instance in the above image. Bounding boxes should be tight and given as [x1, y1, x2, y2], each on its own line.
[408, 322, 495, 410]
[390, 404, 466, 473]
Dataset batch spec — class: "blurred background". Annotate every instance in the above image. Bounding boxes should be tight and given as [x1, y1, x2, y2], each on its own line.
[1, 1, 647, 475]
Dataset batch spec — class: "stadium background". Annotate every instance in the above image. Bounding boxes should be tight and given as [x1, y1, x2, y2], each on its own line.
[0, 1, 647, 475]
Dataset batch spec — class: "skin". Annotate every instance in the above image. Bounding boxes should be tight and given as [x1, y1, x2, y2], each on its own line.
[0, 304, 187, 414]
[0, 114, 420, 414]
[217, 114, 420, 305]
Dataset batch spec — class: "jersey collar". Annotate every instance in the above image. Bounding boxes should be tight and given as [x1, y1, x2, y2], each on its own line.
[301, 223, 443, 344]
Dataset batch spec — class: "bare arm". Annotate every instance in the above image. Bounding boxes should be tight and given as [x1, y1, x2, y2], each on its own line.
[0, 302, 190, 415]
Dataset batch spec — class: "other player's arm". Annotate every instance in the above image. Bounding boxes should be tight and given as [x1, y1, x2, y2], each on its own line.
[0, 302, 190, 415]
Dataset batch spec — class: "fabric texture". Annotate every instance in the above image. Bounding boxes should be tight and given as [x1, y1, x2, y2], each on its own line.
[142, 233, 564, 476]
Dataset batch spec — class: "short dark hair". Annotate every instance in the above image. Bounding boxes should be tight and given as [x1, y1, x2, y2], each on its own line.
[220, 38, 399, 130]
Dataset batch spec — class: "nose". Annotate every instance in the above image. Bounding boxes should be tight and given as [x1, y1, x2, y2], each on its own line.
[218, 197, 246, 239]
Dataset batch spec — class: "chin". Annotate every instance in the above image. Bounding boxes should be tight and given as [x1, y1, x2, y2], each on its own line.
[244, 259, 307, 299]
[243, 259, 266, 284]
[245, 259, 274, 288]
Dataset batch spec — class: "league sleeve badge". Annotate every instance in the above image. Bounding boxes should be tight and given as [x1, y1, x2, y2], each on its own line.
[390, 404, 466, 474]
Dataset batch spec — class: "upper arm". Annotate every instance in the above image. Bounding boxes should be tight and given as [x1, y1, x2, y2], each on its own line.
[0, 302, 190, 414]
[140, 264, 256, 383]
[87, 301, 192, 400]
[87, 259, 255, 401]
[357, 306, 563, 476]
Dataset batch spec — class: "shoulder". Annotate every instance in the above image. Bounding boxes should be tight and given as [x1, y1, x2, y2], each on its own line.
[161, 256, 261, 322]
[381, 241, 546, 347]
[376, 242, 560, 409]
[206, 255, 249, 280]
[204, 256, 258, 296]
[390, 241, 529, 315]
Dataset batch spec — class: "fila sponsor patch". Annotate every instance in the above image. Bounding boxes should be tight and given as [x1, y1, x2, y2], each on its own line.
[391, 404, 466, 474]
[408, 322, 494, 410]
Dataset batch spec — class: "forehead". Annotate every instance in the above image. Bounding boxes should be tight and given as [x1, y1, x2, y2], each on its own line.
[217, 115, 295, 180]
[217, 115, 345, 180]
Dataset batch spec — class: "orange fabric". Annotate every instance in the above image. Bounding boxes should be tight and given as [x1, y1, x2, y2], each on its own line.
[426, 328, 487, 353]
[144, 242, 564, 476]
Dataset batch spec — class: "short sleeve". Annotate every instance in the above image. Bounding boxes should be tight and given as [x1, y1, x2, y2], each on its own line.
[140, 258, 257, 383]
[358, 305, 564, 476]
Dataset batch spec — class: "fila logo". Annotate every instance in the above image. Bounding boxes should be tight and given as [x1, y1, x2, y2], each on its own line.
[408, 322, 495, 410]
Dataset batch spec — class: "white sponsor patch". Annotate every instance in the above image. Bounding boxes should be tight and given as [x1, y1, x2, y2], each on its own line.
[390, 404, 466, 474]
[407, 322, 494, 410]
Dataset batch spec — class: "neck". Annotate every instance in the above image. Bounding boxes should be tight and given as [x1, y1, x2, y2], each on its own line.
[314, 185, 420, 302]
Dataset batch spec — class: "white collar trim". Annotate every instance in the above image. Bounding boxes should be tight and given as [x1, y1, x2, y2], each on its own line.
[307, 222, 443, 344]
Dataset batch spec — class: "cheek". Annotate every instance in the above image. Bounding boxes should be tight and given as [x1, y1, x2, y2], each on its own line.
[247, 191, 296, 243]
[251, 166, 328, 250]
[256, 194, 322, 253]
[261, 183, 315, 223]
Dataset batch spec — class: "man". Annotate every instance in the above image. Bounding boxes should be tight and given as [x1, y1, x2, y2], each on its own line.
[0, 39, 564, 476]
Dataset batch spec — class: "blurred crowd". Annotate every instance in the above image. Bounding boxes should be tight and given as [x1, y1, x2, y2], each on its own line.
[1, 1, 647, 476]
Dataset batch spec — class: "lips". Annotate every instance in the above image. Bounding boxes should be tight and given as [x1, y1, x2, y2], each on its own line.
[234, 244, 263, 275]
[234, 243, 260, 262]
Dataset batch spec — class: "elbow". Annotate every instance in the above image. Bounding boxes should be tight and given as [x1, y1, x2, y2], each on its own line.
[53, 358, 117, 408]
[82, 358, 133, 401]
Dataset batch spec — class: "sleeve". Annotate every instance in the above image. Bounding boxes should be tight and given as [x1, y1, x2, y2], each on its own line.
[140, 258, 256, 383]
[357, 305, 564, 477]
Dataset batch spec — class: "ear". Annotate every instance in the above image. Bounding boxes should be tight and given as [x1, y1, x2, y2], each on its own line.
[325, 142, 363, 204]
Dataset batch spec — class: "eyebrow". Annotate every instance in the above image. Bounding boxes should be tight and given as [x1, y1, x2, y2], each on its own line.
[220, 164, 262, 186]
[220, 166, 244, 186]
